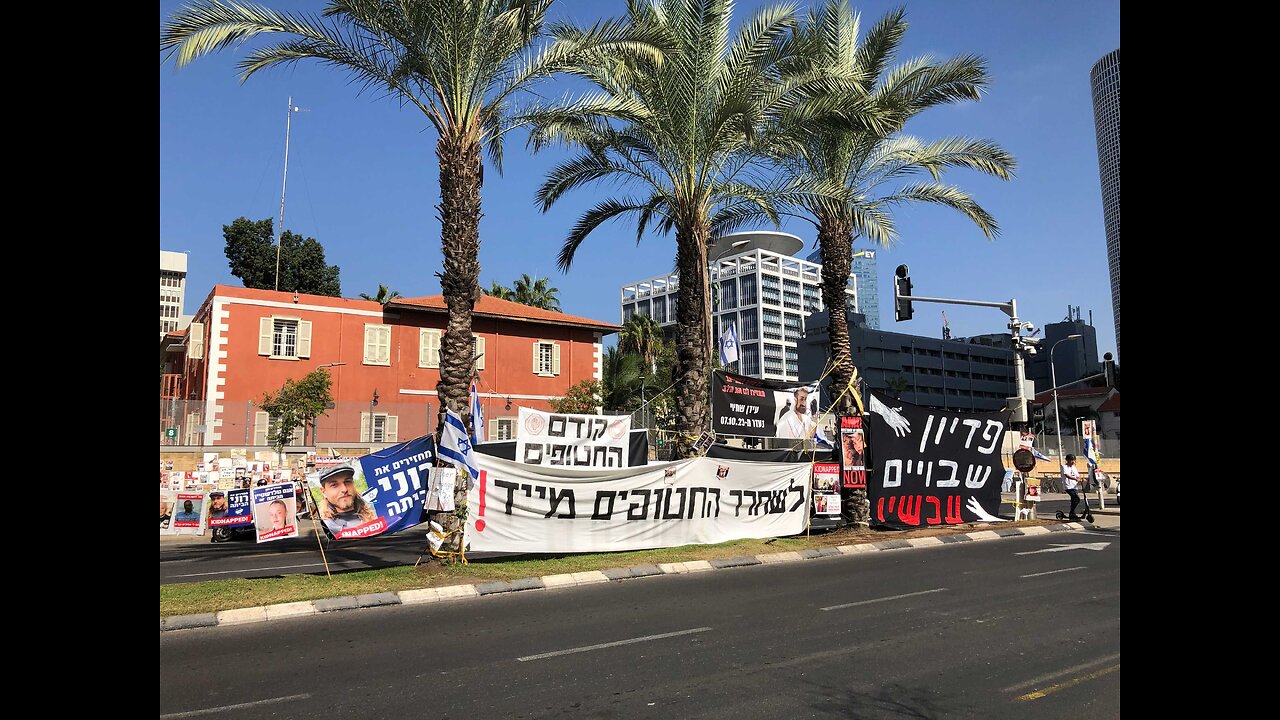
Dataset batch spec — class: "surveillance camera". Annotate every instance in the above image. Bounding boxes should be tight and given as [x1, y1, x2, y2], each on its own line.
[1021, 322, 1034, 331]
[1025, 346, 1037, 356]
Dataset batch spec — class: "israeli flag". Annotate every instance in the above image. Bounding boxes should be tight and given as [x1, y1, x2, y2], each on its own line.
[1083, 435, 1099, 469]
[719, 322, 740, 366]
[440, 409, 480, 482]
[470, 382, 485, 444]
[1032, 447, 1052, 462]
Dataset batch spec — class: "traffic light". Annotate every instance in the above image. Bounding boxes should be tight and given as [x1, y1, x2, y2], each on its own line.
[894, 264, 913, 321]
[1103, 352, 1116, 388]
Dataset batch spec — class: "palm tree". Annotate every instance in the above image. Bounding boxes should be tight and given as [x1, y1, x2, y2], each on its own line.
[531, 0, 827, 456]
[485, 280, 516, 301]
[775, 2, 1014, 525]
[511, 273, 561, 311]
[618, 315, 664, 374]
[162, 0, 646, 560]
[601, 346, 645, 412]
[359, 284, 402, 304]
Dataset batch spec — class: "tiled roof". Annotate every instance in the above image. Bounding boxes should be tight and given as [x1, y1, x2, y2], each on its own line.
[1096, 394, 1121, 412]
[390, 295, 619, 332]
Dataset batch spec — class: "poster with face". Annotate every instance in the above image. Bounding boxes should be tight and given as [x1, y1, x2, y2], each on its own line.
[171, 491, 208, 535]
[839, 416, 866, 489]
[160, 489, 177, 535]
[251, 482, 299, 542]
[712, 370, 822, 439]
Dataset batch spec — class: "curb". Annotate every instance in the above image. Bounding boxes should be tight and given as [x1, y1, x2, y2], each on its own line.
[161, 520, 1099, 632]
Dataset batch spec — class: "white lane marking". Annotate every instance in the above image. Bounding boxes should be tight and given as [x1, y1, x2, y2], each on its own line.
[1002, 653, 1121, 693]
[1020, 566, 1086, 578]
[160, 693, 311, 718]
[168, 561, 370, 578]
[517, 627, 713, 662]
[821, 588, 948, 612]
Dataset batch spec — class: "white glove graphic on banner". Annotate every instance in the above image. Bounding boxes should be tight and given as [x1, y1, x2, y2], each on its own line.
[869, 394, 912, 437]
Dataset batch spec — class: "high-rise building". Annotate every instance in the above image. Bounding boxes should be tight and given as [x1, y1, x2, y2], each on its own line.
[1027, 313, 1102, 394]
[620, 231, 856, 381]
[805, 246, 880, 329]
[1091, 48, 1120, 359]
[160, 250, 190, 336]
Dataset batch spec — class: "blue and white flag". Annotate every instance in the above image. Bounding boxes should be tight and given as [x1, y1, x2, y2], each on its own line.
[440, 408, 480, 482]
[719, 322, 739, 366]
[470, 381, 485, 444]
[1032, 447, 1052, 462]
[1082, 420, 1099, 469]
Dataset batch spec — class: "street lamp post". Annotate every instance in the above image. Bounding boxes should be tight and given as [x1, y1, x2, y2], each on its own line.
[1050, 334, 1082, 463]
[369, 388, 380, 443]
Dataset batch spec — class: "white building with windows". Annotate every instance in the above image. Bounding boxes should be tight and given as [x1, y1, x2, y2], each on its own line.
[620, 231, 856, 381]
[160, 250, 192, 336]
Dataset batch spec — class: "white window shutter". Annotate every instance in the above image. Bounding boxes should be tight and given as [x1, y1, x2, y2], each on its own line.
[363, 324, 377, 364]
[386, 415, 399, 443]
[259, 317, 273, 355]
[187, 322, 205, 360]
[533, 341, 540, 374]
[488, 419, 498, 439]
[474, 335, 486, 370]
[254, 411, 269, 445]
[552, 343, 561, 376]
[360, 412, 371, 443]
[297, 320, 312, 358]
[420, 329, 441, 368]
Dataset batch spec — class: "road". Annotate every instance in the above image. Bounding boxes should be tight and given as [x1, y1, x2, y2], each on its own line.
[160, 526, 1120, 719]
[159, 498, 1100, 584]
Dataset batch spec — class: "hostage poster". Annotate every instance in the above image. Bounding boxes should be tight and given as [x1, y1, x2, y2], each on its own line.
[865, 392, 1009, 528]
[712, 370, 822, 439]
[839, 415, 866, 489]
[252, 482, 299, 542]
[308, 434, 436, 540]
[170, 491, 208, 535]
[466, 453, 810, 553]
[207, 487, 253, 529]
[516, 408, 631, 467]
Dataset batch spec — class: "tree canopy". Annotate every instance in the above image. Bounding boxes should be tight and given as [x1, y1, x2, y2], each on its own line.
[223, 217, 341, 297]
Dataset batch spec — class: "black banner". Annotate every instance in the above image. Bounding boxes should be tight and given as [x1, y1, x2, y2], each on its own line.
[712, 370, 821, 439]
[865, 392, 1008, 528]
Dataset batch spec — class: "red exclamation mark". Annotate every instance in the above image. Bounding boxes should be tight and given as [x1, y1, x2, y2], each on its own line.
[475, 470, 487, 531]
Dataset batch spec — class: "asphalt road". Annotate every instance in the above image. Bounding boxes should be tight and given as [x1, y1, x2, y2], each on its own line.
[160, 526, 1120, 719]
[159, 498, 1100, 584]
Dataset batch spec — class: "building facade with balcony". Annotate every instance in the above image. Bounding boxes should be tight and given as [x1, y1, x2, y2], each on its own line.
[619, 231, 856, 382]
[160, 250, 192, 336]
[160, 286, 617, 447]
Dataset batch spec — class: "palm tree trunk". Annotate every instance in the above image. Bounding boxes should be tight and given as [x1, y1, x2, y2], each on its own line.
[673, 220, 712, 457]
[817, 216, 869, 527]
[435, 131, 483, 560]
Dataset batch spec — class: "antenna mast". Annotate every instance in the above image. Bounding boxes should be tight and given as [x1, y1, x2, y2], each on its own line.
[274, 97, 300, 292]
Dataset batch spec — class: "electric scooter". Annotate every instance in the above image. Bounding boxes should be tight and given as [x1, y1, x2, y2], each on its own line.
[1055, 489, 1095, 523]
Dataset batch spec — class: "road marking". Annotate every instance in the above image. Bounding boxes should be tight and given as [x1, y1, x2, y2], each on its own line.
[517, 627, 712, 662]
[160, 693, 311, 718]
[1015, 542, 1109, 555]
[1003, 653, 1121, 693]
[1020, 566, 1086, 578]
[1017, 664, 1119, 701]
[821, 588, 948, 612]
[168, 561, 370, 578]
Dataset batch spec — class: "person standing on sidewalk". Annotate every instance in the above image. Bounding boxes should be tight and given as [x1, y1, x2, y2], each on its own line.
[1062, 454, 1082, 520]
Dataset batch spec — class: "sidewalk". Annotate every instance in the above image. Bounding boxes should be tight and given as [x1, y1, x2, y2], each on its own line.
[1002, 490, 1120, 530]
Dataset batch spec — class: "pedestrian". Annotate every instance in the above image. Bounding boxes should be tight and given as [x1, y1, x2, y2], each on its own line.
[1062, 454, 1082, 520]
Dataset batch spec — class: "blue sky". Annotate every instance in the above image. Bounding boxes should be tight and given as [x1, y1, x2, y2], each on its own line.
[160, 0, 1120, 359]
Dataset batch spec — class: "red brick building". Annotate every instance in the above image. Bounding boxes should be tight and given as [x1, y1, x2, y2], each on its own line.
[160, 286, 617, 447]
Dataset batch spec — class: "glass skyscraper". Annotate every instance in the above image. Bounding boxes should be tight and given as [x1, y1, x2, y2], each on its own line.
[1091, 48, 1120, 359]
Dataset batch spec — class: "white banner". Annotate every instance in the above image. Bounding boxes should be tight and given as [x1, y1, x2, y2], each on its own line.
[515, 408, 631, 468]
[466, 453, 810, 552]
